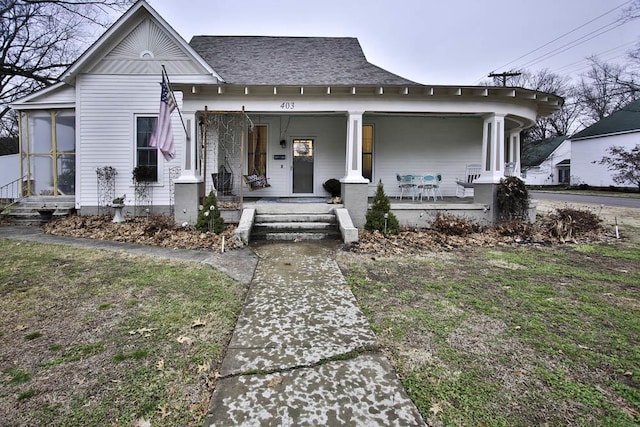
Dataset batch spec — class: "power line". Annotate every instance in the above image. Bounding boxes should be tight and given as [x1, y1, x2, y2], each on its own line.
[490, 0, 632, 73]
[475, 0, 634, 83]
[516, 18, 628, 69]
[553, 40, 636, 73]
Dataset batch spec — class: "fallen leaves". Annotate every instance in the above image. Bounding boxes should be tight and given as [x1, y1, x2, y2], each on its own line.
[176, 336, 193, 345]
[267, 376, 283, 387]
[43, 215, 243, 251]
[191, 318, 206, 328]
[129, 327, 155, 337]
[135, 417, 151, 427]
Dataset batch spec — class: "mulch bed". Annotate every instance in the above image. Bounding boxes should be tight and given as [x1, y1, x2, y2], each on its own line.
[37, 210, 611, 258]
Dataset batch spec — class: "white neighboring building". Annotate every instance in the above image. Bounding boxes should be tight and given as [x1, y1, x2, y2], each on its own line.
[521, 136, 570, 186]
[0, 138, 20, 197]
[570, 98, 640, 188]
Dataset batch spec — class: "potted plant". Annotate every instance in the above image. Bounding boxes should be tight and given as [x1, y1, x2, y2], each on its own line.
[132, 165, 156, 183]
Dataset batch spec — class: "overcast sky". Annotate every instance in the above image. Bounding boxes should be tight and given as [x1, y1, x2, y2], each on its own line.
[147, 0, 638, 86]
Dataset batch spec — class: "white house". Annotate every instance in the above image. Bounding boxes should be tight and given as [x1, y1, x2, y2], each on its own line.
[521, 136, 570, 186]
[570, 98, 640, 188]
[0, 138, 20, 201]
[10, 0, 562, 229]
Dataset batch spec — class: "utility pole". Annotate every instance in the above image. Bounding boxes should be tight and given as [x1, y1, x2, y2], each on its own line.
[488, 71, 522, 86]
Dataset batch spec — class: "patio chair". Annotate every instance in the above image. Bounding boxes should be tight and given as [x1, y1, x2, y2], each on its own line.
[455, 164, 481, 198]
[396, 174, 417, 200]
[418, 174, 436, 201]
[419, 173, 444, 201]
[434, 173, 443, 200]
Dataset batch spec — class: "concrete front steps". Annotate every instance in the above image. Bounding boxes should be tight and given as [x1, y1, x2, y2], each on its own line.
[251, 204, 341, 241]
[1, 196, 75, 225]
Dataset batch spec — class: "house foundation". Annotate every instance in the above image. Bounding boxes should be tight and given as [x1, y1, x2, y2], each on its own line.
[341, 182, 368, 228]
[174, 181, 204, 225]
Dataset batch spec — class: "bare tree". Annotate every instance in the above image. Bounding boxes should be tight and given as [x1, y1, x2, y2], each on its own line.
[0, 0, 132, 136]
[576, 58, 640, 127]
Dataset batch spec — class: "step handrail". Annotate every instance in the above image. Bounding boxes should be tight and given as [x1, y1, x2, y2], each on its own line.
[0, 175, 26, 207]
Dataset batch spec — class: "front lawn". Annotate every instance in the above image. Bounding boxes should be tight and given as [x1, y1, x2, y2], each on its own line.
[340, 242, 640, 426]
[0, 240, 245, 426]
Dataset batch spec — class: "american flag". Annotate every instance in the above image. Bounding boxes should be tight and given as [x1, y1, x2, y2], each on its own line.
[149, 73, 177, 161]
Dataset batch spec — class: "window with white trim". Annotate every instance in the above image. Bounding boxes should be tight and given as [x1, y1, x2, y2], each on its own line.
[136, 116, 158, 182]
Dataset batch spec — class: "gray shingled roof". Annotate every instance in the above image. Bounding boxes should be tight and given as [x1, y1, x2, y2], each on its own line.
[571, 98, 640, 140]
[189, 36, 418, 86]
[521, 135, 567, 167]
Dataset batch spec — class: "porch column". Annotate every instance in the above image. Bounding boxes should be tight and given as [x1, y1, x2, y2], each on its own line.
[174, 113, 204, 226]
[508, 131, 521, 176]
[474, 113, 505, 224]
[340, 111, 368, 228]
[477, 113, 506, 183]
[175, 113, 201, 182]
[342, 111, 367, 183]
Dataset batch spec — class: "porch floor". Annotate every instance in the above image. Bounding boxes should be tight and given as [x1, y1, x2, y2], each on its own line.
[243, 196, 486, 210]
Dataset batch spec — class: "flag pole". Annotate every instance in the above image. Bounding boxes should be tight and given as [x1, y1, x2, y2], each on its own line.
[161, 65, 189, 139]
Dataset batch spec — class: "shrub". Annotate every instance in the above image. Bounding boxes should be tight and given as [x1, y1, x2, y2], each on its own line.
[365, 180, 400, 234]
[497, 176, 529, 221]
[431, 213, 481, 236]
[195, 191, 225, 233]
[322, 178, 341, 197]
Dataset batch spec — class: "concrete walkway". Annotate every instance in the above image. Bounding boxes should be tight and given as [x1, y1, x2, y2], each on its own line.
[204, 242, 425, 426]
[0, 226, 425, 426]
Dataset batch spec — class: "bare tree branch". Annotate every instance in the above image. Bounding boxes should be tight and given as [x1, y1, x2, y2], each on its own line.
[0, 0, 133, 134]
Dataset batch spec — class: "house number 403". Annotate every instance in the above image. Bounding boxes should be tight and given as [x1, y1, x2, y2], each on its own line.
[280, 101, 295, 110]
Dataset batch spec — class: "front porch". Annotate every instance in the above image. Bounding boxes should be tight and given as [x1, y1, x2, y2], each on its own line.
[233, 194, 514, 243]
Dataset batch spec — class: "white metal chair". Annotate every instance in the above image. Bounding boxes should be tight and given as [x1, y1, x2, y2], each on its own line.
[455, 164, 481, 198]
[433, 173, 443, 200]
[396, 174, 417, 200]
[418, 174, 437, 201]
[504, 162, 517, 177]
[419, 173, 444, 201]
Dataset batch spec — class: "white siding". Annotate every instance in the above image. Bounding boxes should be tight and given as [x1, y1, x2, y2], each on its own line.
[368, 116, 483, 197]
[0, 154, 20, 187]
[571, 132, 639, 188]
[202, 114, 485, 198]
[76, 74, 184, 208]
[218, 115, 346, 197]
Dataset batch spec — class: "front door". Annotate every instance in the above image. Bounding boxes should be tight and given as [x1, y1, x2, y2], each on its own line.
[292, 138, 314, 194]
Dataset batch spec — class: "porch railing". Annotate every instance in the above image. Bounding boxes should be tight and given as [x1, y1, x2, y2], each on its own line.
[0, 175, 25, 210]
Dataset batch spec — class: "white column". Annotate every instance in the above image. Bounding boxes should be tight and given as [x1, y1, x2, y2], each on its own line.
[341, 111, 368, 183]
[477, 113, 505, 183]
[509, 131, 521, 176]
[175, 112, 203, 184]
